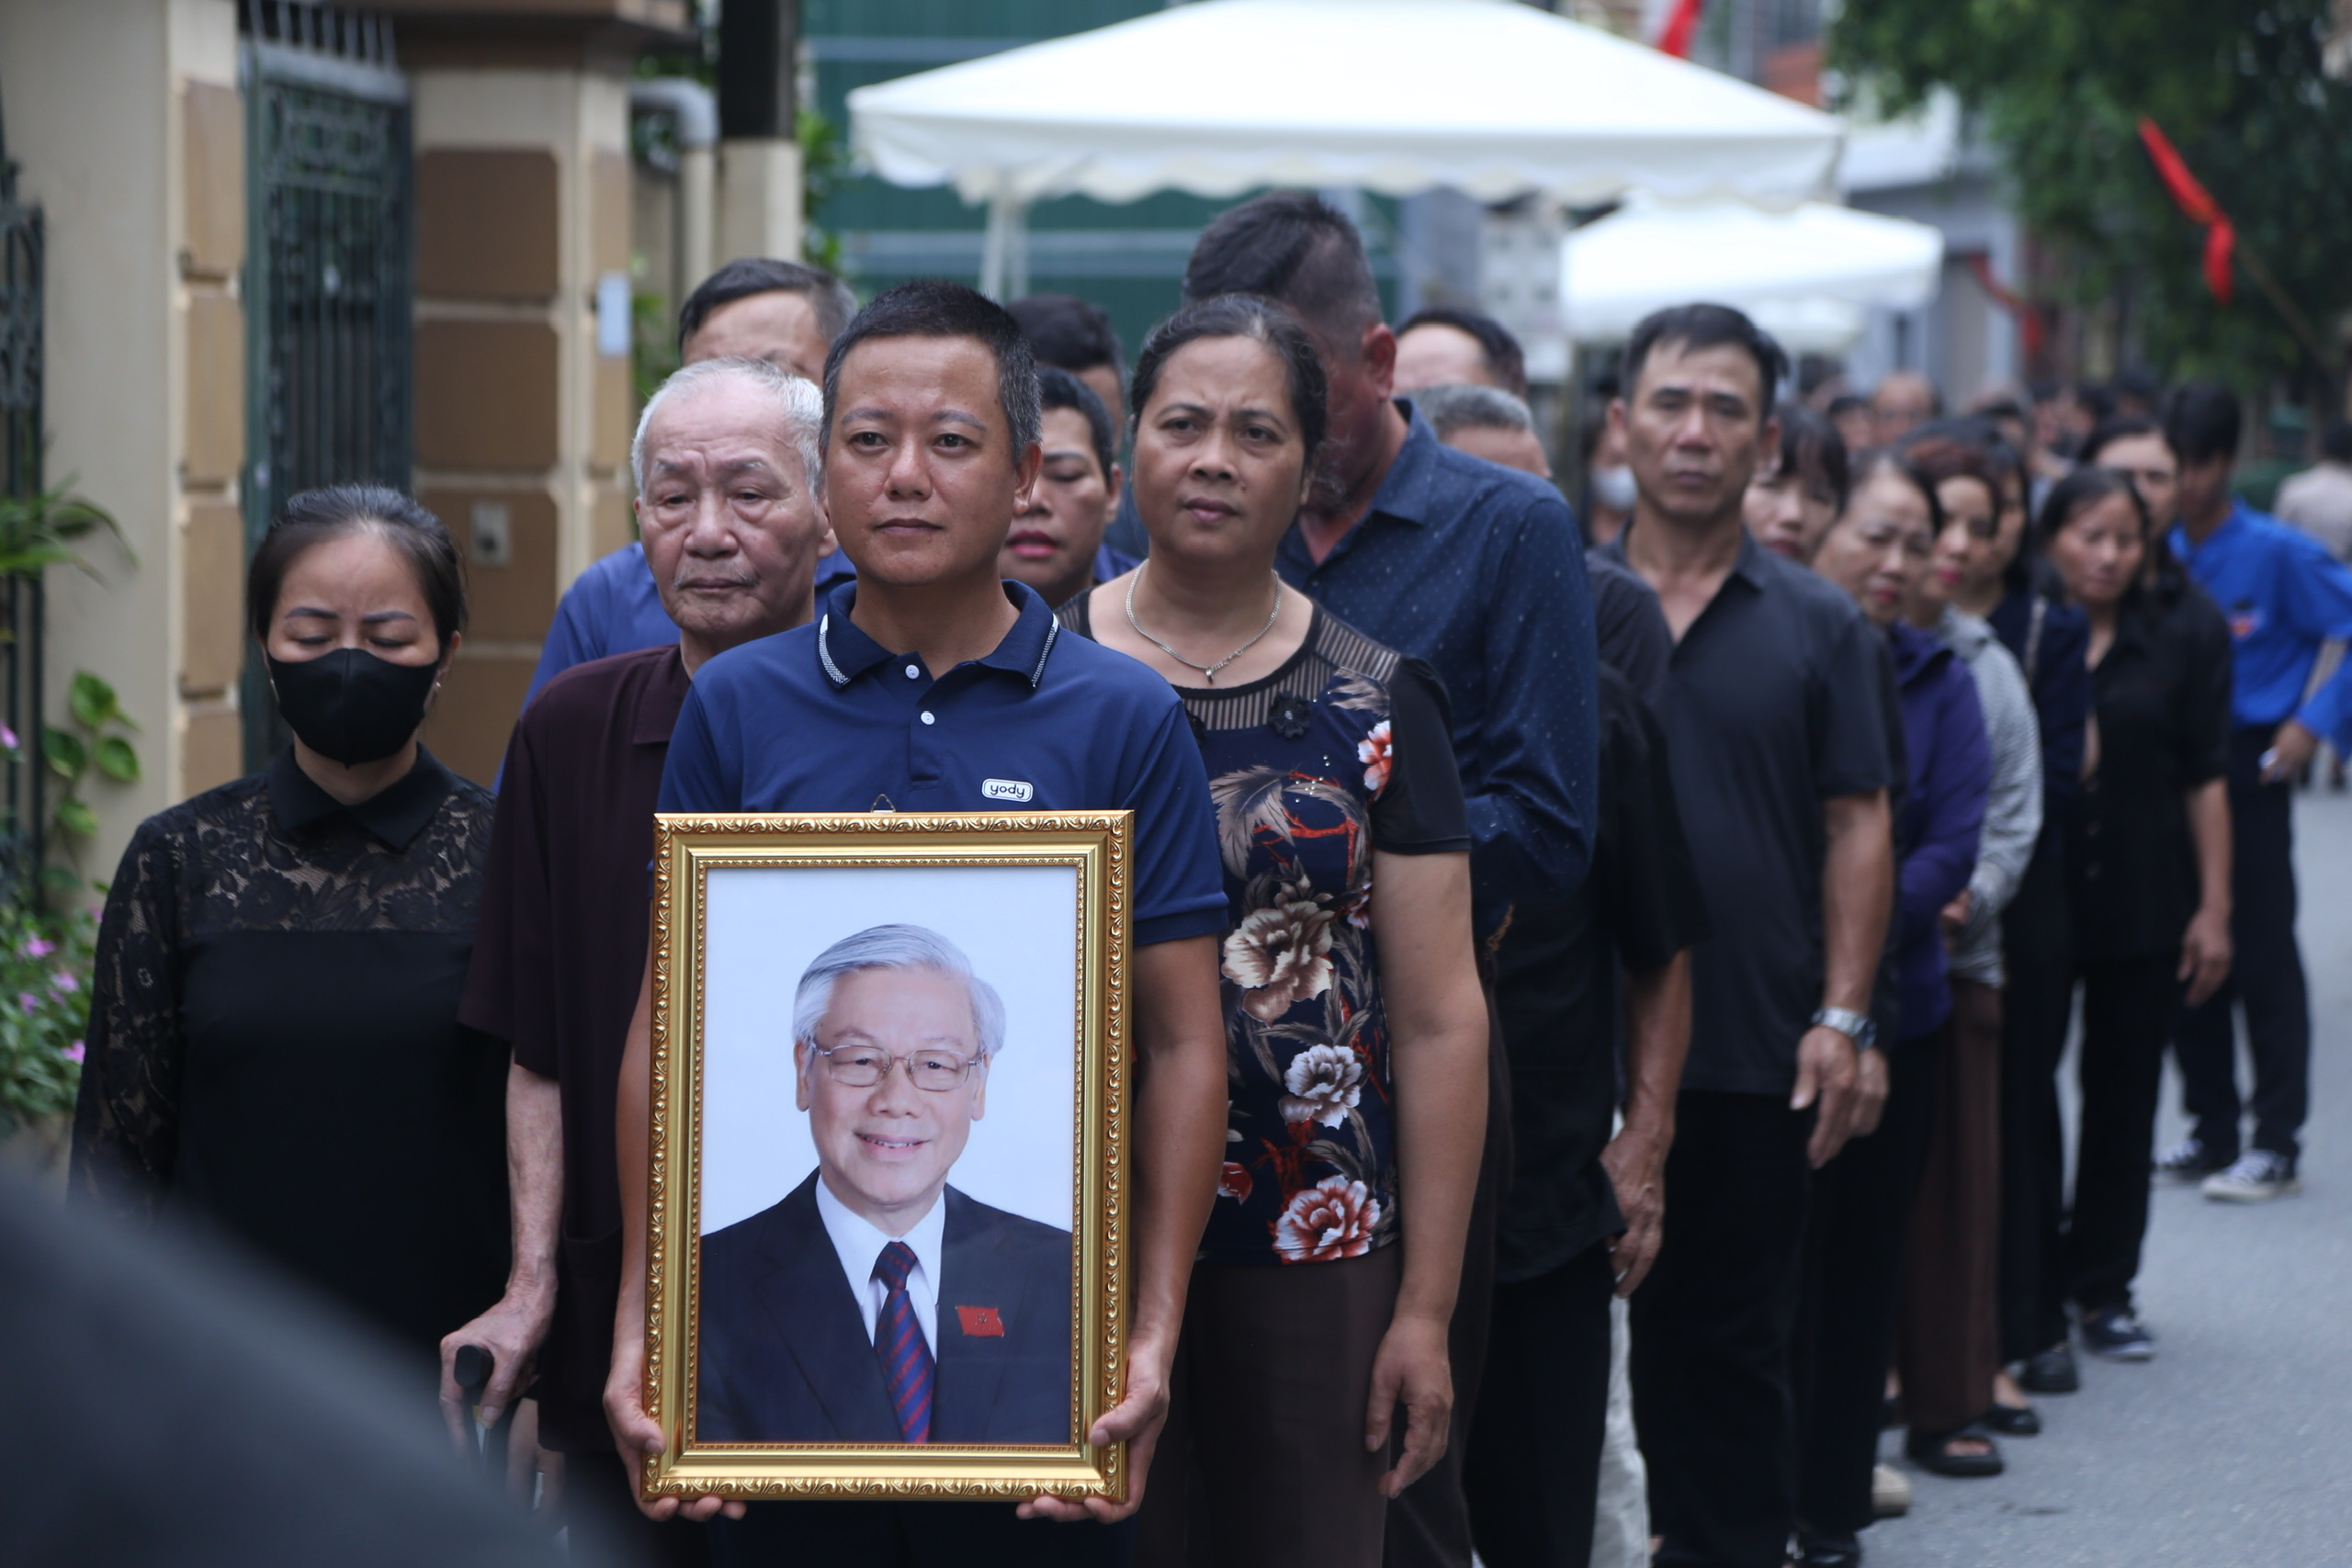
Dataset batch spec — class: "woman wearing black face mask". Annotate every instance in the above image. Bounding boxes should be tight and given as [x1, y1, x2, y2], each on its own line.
[70, 486, 508, 1393]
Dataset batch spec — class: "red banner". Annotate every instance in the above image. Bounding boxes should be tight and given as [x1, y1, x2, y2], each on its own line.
[2136, 117, 2235, 305]
[1963, 254, 2046, 360]
[1657, 0, 1704, 58]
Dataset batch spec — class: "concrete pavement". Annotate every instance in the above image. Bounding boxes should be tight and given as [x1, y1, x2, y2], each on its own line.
[1867, 784, 2352, 1567]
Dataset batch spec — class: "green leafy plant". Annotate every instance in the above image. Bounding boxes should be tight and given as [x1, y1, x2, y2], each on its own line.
[1830, 0, 2352, 400]
[798, 106, 851, 279]
[0, 479, 132, 583]
[34, 671, 140, 898]
[0, 898, 96, 1132]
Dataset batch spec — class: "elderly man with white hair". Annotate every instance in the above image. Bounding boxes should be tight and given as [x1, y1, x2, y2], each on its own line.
[446, 355, 834, 1564]
[696, 923, 1071, 1447]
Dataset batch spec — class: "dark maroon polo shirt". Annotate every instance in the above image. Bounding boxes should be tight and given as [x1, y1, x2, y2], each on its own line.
[458, 642, 689, 1451]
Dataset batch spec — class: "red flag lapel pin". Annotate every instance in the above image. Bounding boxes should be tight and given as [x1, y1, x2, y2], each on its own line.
[956, 1304, 1006, 1337]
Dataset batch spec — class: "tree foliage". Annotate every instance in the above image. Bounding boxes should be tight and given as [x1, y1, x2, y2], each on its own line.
[1830, 0, 2352, 394]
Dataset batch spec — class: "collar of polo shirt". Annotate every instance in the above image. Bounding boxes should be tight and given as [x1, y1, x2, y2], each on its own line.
[815, 580, 1060, 692]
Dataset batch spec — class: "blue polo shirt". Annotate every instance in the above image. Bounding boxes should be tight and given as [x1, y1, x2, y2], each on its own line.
[2171, 500, 2352, 745]
[658, 579, 1227, 947]
[523, 542, 859, 711]
[1275, 402, 1597, 933]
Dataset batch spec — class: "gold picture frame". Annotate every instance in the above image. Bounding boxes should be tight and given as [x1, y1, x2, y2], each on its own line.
[640, 811, 1131, 1503]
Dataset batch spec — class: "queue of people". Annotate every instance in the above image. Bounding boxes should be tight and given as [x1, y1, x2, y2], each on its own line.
[59, 192, 2348, 1568]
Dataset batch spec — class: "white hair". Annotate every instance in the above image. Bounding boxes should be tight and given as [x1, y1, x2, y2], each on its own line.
[1415, 381, 1536, 439]
[791, 924, 1007, 1062]
[630, 356, 824, 498]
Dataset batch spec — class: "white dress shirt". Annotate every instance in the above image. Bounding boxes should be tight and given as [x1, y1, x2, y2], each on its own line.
[813, 1176, 945, 1354]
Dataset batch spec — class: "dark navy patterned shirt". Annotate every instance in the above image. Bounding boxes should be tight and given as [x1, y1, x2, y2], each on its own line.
[1274, 403, 1598, 934]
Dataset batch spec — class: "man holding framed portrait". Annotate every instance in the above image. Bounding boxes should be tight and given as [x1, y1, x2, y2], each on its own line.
[606, 281, 1230, 1566]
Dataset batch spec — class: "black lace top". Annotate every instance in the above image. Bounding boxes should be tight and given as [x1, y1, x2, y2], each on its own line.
[69, 749, 510, 1363]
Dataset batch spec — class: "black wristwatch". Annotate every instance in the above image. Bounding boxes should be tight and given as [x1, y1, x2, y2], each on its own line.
[1810, 1006, 1879, 1052]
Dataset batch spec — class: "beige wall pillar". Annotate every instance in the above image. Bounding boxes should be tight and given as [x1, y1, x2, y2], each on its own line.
[716, 137, 803, 266]
[0, 0, 242, 888]
[406, 57, 637, 784]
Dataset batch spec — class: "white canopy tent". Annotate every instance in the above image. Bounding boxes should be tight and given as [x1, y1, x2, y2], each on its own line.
[848, 0, 1845, 297]
[1560, 198, 1944, 354]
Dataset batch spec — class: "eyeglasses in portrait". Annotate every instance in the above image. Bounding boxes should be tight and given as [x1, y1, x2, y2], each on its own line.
[639, 814, 1129, 1504]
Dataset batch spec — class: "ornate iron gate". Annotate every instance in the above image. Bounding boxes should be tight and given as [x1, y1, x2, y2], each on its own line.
[239, 3, 411, 768]
[0, 91, 46, 891]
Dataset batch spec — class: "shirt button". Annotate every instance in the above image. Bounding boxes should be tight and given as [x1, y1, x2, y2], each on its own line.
[905, 664, 920, 680]
[921, 711, 935, 726]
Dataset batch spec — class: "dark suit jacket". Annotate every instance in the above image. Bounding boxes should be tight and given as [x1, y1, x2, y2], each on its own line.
[696, 1172, 1073, 1444]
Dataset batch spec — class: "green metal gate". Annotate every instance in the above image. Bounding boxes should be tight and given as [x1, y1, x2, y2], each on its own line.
[0, 89, 47, 889]
[239, 2, 412, 769]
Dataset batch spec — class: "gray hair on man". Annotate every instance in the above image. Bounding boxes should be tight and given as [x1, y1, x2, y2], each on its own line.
[791, 923, 1008, 1063]
[630, 356, 824, 497]
[1415, 381, 1538, 444]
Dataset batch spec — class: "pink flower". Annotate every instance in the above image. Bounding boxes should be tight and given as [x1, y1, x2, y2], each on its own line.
[1278, 1043, 1364, 1128]
[0, 723, 17, 750]
[1357, 720, 1393, 795]
[62, 1041, 85, 1064]
[1273, 1176, 1383, 1262]
[1217, 1162, 1253, 1202]
[51, 971, 77, 994]
[20, 937, 53, 959]
[17, 992, 38, 1015]
[1221, 889, 1337, 1022]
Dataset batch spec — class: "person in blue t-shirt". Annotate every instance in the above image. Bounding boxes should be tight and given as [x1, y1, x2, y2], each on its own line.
[603, 281, 1229, 1568]
[2138, 385, 2352, 1201]
[522, 259, 862, 711]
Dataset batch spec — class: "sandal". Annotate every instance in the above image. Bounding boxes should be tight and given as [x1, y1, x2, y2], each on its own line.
[1981, 1401, 2041, 1437]
[1905, 1423, 2005, 1477]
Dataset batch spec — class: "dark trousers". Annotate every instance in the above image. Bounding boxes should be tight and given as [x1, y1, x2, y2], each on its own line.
[1464, 1240, 1615, 1568]
[2064, 952, 2184, 1315]
[2175, 728, 2311, 1162]
[1633, 1090, 1813, 1568]
[1795, 1023, 1942, 1537]
[562, 1448, 711, 1568]
[1996, 836, 2074, 1362]
[709, 1502, 1133, 1566]
[1898, 982, 2004, 1436]
[1385, 974, 1512, 1568]
[1133, 1247, 1401, 1568]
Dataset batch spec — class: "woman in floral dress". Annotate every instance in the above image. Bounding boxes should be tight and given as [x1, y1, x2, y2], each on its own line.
[1059, 293, 1489, 1566]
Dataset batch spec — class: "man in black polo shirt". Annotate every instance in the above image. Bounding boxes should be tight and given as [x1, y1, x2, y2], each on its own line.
[604, 282, 1230, 1567]
[442, 357, 836, 1564]
[1182, 190, 1600, 1568]
[1600, 304, 1895, 1568]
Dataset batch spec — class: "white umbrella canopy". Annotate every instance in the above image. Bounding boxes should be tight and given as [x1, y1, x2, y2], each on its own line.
[849, 0, 1844, 210]
[1560, 197, 1944, 353]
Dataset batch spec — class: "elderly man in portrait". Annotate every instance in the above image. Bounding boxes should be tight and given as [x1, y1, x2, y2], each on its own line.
[697, 925, 1071, 1447]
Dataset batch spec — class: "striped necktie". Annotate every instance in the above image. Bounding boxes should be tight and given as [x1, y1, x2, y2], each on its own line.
[873, 1240, 933, 1443]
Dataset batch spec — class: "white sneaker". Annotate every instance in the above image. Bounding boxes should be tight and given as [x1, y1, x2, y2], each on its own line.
[2201, 1149, 2302, 1202]
[2154, 1136, 2227, 1182]
[1871, 1462, 1912, 1518]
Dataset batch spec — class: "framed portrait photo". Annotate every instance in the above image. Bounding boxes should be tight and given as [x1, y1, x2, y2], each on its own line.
[639, 811, 1131, 1504]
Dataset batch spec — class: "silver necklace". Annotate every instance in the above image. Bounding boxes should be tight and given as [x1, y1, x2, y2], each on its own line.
[1124, 561, 1283, 685]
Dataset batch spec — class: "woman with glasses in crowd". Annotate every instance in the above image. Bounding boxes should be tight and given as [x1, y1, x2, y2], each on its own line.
[1059, 293, 1489, 1568]
[71, 488, 508, 1405]
[1793, 449, 1992, 1567]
